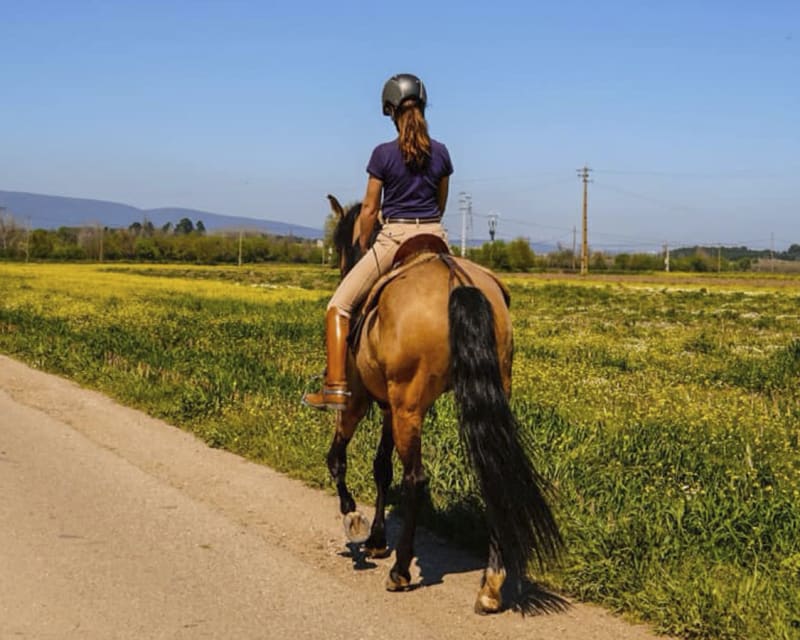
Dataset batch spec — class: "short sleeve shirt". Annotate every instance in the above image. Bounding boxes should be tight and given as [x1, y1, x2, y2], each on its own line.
[366, 139, 453, 220]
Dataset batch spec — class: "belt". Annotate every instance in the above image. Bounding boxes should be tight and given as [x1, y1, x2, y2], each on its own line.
[382, 217, 441, 224]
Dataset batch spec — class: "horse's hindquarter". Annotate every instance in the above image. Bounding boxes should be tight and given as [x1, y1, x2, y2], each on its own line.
[354, 258, 513, 406]
[454, 258, 514, 393]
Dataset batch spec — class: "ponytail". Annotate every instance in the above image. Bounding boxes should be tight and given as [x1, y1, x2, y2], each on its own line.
[395, 102, 431, 171]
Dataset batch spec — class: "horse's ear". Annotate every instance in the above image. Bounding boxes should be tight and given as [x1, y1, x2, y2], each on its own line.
[327, 194, 345, 219]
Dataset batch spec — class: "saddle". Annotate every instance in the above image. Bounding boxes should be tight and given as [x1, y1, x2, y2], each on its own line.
[391, 234, 450, 269]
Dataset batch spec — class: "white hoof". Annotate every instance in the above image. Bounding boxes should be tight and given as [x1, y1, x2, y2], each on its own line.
[343, 511, 371, 544]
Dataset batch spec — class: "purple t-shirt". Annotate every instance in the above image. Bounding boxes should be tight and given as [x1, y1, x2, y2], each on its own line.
[366, 138, 453, 220]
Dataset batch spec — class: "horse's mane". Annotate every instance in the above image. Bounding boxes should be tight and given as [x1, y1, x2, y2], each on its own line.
[333, 203, 362, 258]
[332, 202, 382, 275]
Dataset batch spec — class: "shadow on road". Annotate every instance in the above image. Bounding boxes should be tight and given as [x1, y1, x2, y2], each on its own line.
[337, 509, 570, 615]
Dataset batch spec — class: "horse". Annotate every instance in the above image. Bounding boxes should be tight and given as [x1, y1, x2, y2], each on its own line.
[322, 194, 562, 614]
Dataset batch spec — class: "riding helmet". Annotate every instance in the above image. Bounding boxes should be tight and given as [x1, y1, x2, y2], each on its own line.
[381, 73, 427, 118]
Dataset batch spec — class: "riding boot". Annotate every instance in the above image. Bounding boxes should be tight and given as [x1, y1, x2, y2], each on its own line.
[302, 308, 350, 411]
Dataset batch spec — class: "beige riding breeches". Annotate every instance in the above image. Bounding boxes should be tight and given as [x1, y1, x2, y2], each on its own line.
[328, 221, 448, 316]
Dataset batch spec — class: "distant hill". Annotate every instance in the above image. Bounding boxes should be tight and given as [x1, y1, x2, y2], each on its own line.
[0, 190, 323, 240]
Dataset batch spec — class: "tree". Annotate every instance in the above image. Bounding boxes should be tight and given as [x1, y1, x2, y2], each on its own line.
[613, 252, 659, 271]
[134, 237, 160, 260]
[614, 253, 631, 270]
[471, 240, 510, 271]
[175, 217, 194, 235]
[29, 229, 54, 258]
[507, 238, 535, 272]
[323, 212, 339, 265]
[77, 227, 103, 260]
[591, 251, 610, 270]
[545, 248, 575, 270]
[0, 209, 18, 255]
[196, 220, 206, 235]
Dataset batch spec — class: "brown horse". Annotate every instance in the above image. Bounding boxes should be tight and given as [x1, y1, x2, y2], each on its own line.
[323, 195, 561, 613]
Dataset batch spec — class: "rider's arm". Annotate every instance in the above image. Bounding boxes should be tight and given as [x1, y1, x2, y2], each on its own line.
[436, 175, 450, 214]
[359, 176, 383, 251]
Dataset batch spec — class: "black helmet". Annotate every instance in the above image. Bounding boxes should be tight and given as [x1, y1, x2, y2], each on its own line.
[381, 73, 427, 118]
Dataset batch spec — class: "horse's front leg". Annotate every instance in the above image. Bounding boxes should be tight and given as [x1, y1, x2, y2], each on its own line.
[385, 408, 425, 591]
[363, 409, 394, 558]
[326, 397, 370, 543]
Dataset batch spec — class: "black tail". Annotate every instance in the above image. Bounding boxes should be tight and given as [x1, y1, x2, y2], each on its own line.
[448, 286, 562, 579]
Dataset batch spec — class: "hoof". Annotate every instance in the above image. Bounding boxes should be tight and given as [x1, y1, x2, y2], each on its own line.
[363, 545, 390, 559]
[474, 567, 506, 615]
[343, 511, 370, 544]
[474, 593, 502, 615]
[385, 567, 411, 592]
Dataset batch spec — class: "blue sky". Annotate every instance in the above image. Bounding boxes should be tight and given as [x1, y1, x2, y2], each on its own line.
[1, 1, 797, 250]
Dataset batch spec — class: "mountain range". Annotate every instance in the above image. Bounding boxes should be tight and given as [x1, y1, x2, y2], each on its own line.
[0, 190, 324, 240]
[0, 189, 566, 252]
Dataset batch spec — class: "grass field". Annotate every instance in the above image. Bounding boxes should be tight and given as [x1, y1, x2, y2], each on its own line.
[1, 262, 799, 639]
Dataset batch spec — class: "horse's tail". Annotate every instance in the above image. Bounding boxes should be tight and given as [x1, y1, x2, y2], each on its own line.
[448, 285, 562, 579]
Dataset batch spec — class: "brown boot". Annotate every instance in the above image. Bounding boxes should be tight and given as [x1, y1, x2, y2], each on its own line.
[302, 308, 350, 411]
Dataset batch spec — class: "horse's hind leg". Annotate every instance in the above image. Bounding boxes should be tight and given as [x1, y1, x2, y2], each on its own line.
[475, 535, 507, 614]
[326, 400, 370, 543]
[385, 408, 425, 591]
[364, 409, 393, 558]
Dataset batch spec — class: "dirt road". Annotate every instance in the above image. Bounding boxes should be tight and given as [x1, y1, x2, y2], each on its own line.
[0, 355, 663, 639]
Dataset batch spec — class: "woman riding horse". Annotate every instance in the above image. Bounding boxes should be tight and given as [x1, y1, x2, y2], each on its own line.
[302, 73, 452, 410]
[303, 74, 561, 613]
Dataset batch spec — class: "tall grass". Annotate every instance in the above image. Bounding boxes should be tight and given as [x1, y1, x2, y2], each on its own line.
[1, 263, 799, 639]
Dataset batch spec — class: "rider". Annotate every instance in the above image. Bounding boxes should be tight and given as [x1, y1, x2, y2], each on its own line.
[303, 73, 453, 411]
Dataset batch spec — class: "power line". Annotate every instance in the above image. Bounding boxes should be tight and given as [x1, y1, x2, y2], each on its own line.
[592, 181, 700, 215]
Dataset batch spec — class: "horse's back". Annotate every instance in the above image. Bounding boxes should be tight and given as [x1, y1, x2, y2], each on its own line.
[355, 257, 512, 405]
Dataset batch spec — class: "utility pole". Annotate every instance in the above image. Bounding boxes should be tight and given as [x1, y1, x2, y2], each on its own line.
[0, 206, 7, 254]
[717, 245, 721, 273]
[770, 232, 775, 272]
[663, 243, 670, 272]
[459, 192, 471, 257]
[572, 225, 577, 271]
[576, 165, 592, 275]
[467, 195, 472, 252]
[25, 216, 31, 263]
[238, 230, 243, 267]
[488, 212, 498, 242]
[98, 225, 104, 262]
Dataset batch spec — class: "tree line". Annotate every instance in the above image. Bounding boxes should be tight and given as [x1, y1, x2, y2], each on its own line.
[464, 239, 799, 273]
[1, 210, 797, 273]
[0, 214, 325, 264]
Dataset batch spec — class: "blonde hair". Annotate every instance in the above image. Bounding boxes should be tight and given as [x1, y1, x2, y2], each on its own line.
[395, 100, 431, 171]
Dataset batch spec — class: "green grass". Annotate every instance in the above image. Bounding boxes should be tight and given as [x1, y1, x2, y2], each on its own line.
[1, 263, 799, 639]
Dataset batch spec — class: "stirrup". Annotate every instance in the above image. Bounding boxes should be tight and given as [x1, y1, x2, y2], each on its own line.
[301, 373, 327, 410]
[301, 374, 350, 411]
[322, 387, 350, 411]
